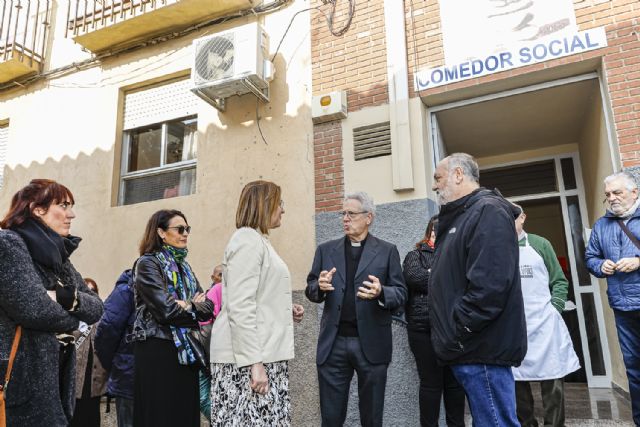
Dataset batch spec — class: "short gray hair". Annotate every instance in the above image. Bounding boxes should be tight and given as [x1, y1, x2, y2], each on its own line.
[446, 153, 480, 183]
[604, 171, 638, 191]
[344, 191, 376, 216]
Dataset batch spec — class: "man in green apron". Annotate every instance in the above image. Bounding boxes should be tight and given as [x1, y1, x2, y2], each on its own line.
[512, 205, 580, 427]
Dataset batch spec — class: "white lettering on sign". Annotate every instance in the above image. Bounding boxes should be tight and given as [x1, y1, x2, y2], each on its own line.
[414, 27, 607, 92]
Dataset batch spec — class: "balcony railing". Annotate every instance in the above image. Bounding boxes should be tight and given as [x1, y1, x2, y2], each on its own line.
[0, 0, 50, 83]
[66, 0, 254, 53]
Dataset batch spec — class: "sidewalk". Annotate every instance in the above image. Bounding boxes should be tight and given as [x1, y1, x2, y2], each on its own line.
[98, 382, 634, 426]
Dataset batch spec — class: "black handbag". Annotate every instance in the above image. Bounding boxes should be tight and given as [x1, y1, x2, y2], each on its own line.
[187, 329, 210, 376]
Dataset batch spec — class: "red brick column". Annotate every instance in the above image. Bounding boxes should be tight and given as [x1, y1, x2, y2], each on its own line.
[602, 19, 640, 166]
[314, 121, 344, 212]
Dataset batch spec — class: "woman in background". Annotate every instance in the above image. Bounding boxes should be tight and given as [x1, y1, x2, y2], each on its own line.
[70, 278, 108, 427]
[403, 215, 465, 427]
[132, 209, 213, 427]
[210, 180, 304, 426]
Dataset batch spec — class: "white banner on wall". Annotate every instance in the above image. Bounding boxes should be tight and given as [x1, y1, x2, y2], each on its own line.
[439, 0, 578, 65]
[414, 27, 607, 92]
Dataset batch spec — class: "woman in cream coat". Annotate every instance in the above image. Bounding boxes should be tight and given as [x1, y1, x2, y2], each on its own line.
[210, 180, 304, 426]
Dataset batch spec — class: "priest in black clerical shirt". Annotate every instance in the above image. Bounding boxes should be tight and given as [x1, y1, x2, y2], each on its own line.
[305, 191, 407, 427]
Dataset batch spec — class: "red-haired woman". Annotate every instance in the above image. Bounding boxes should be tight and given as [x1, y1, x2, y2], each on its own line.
[0, 179, 104, 426]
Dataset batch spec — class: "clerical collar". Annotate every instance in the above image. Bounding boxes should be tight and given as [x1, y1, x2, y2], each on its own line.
[351, 241, 362, 247]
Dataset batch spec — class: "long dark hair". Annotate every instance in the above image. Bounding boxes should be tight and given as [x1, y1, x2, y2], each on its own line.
[416, 215, 438, 248]
[0, 179, 75, 229]
[138, 209, 188, 255]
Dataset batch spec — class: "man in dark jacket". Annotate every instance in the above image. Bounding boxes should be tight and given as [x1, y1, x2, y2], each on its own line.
[306, 191, 407, 427]
[429, 153, 527, 427]
[95, 269, 135, 427]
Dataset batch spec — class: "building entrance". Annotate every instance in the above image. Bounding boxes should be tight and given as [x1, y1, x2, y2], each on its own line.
[480, 156, 611, 386]
[426, 73, 618, 388]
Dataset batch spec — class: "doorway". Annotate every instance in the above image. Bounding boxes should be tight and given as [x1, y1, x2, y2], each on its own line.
[425, 70, 619, 387]
[479, 155, 611, 387]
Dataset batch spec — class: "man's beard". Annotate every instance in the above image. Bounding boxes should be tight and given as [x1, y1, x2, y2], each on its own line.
[436, 188, 451, 205]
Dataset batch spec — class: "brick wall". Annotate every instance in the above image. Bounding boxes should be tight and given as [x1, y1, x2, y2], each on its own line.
[311, 0, 640, 209]
[314, 120, 344, 212]
[411, 0, 640, 167]
[311, 0, 389, 112]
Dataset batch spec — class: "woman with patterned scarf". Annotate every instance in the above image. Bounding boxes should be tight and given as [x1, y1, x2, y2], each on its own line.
[132, 209, 213, 427]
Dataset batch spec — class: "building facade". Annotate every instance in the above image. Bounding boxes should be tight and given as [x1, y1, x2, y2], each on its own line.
[310, 0, 640, 424]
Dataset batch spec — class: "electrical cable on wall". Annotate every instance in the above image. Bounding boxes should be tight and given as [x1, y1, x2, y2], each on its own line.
[256, 0, 356, 145]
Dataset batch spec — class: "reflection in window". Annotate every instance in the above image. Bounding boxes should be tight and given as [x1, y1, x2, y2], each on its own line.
[567, 196, 591, 287]
[581, 292, 606, 375]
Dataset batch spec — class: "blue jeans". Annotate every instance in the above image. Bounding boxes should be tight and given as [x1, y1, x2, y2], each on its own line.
[613, 309, 640, 426]
[450, 364, 519, 427]
[115, 397, 134, 427]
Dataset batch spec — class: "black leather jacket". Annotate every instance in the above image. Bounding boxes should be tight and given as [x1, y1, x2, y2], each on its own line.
[131, 254, 213, 342]
[402, 243, 435, 332]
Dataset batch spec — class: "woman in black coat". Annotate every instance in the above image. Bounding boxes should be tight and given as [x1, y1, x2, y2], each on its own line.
[0, 179, 104, 427]
[403, 215, 465, 427]
[132, 209, 213, 427]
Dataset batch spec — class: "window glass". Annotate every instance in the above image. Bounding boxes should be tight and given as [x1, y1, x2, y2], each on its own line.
[128, 124, 162, 172]
[480, 160, 557, 197]
[166, 118, 197, 164]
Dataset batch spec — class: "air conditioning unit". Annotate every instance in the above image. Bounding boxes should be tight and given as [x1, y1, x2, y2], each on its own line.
[191, 22, 274, 112]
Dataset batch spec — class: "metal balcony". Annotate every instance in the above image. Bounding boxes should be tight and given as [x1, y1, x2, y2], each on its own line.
[0, 0, 50, 84]
[66, 0, 255, 53]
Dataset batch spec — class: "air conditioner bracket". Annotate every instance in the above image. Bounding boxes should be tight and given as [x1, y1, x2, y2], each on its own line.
[242, 78, 269, 103]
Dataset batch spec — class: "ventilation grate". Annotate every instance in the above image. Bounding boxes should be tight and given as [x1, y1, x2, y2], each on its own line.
[353, 122, 391, 161]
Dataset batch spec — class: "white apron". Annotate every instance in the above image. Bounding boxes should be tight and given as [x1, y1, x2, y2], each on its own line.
[512, 234, 580, 381]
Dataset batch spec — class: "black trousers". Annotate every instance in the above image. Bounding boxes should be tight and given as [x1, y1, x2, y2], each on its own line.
[407, 329, 465, 427]
[317, 335, 388, 427]
[515, 379, 565, 427]
[133, 338, 200, 427]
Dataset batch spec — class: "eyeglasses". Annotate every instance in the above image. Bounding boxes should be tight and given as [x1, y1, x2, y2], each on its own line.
[167, 225, 191, 235]
[339, 211, 368, 219]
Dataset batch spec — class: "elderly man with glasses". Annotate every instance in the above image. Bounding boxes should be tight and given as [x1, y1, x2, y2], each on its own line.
[586, 171, 640, 426]
[306, 192, 407, 427]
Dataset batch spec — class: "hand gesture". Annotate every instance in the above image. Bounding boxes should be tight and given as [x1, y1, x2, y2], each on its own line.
[292, 304, 304, 323]
[250, 362, 269, 395]
[319, 267, 337, 292]
[601, 259, 616, 275]
[357, 275, 382, 300]
[615, 257, 640, 273]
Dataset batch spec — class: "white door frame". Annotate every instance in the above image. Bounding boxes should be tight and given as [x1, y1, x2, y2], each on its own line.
[482, 153, 612, 388]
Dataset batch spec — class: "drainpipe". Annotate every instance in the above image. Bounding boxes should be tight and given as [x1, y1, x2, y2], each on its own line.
[384, 0, 414, 191]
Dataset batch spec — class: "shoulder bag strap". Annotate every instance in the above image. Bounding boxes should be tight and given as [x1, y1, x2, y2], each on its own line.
[3, 326, 22, 389]
[617, 219, 640, 250]
[1, 325, 22, 427]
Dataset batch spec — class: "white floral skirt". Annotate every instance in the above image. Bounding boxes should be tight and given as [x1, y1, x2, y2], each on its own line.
[210, 361, 290, 427]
